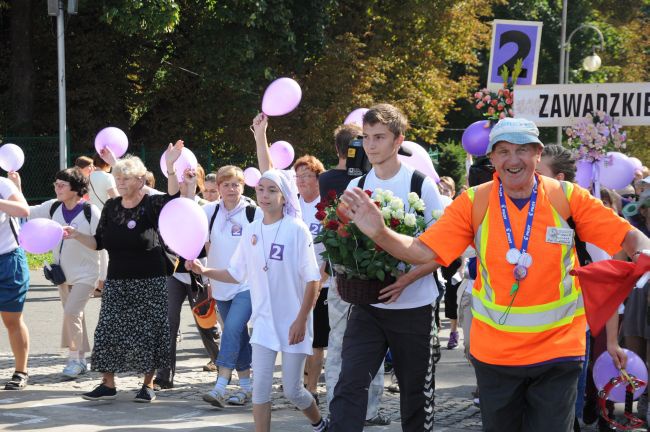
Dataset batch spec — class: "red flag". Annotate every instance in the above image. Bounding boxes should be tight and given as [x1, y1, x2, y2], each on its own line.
[570, 254, 650, 336]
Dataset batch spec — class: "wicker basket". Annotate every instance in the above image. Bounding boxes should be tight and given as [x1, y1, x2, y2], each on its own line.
[336, 274, 396, 304]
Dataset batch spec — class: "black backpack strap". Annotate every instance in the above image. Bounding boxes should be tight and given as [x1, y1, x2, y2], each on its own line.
[82, 202, 92, 225]
[49, 201, 63, 218]
[245, 205, 257, 223]
[208, 203, 220, 236]
[357, 174, 367, 190]
[410, 170, 426, 216]
[567, 217, 592, 266]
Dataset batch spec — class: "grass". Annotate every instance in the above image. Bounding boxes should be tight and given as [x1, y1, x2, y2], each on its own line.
[26, 252, 53, 270]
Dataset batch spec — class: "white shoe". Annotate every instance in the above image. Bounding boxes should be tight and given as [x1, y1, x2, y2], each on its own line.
[62, 360, 87, 378]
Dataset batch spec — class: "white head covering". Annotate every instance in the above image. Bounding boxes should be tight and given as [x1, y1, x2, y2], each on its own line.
[260, 169, 301, 218]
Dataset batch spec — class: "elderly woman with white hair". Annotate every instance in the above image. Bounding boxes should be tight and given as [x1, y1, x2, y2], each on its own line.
[188, 169, 329, 432]
[64, 144, 190, 403]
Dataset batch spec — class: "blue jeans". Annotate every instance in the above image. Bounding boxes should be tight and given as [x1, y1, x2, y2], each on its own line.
[216, 290, 252, 371]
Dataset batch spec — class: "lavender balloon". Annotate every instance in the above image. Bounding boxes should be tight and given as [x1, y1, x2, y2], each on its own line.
[344, 108, 369, 127]
[158, 198, 208, 260]
[629, 157, 643, 171]
[597, 152, 636, 190]
[19, 218, 63, 254]
[261, 77, 302, 116]
[462, 120, 491, 156]
[243, 167, 262, 187]
[269, 141, 295, 170]
[94, 127, 129, 158]
[398, 141, 440, 183]
[593, 349, 647, 402]
[0, 143, 25, 172]
[575, 159, 593, 189]
[159, 147, 198, 182]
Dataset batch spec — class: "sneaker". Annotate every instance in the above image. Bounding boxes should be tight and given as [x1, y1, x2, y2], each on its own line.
[4, 372, 28, 390]
[203, 390, 227, 408]
[62, 360, 87, 378]
[81, 383, 117, 401]
[134, 385, 156, 403]
[447, 331, 459, 349]
[152, 377, 173, 391]
[365, 413, 391, 426]
[203, 361, 218, 372]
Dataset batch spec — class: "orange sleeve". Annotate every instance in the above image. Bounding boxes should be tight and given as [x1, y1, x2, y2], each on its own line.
[419, 191, 475, 267]
[569, 185, 635, 256]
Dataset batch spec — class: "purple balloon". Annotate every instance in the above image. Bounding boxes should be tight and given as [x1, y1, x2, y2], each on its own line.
[398, 141, 440, 183]
[344, 108, 369, 127]
[159, 147, 198, 182]
[158, 198, 208, 260]
[261, 77, 302, 116]
[269, 141, 295, 170]
[575, 159, 593, 189]
[94, 127, 128, 158]
[0, 143, 25, 172]
[462, 120, 491, 156]
[593, 349, 648, 402]
[629, 157, 643, 170]
[19, 218, 63, 254]
[597, 152, 636, 190]
[244, 167, 262, 187]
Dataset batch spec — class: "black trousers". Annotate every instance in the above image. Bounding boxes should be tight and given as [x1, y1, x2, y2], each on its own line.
[329, 304, 436, 432]
[155, 276, 220, 384]
[472, 357, 582, 432]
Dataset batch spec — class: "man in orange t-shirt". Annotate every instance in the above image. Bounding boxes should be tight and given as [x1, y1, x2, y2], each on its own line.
[339, 118, 650, 432]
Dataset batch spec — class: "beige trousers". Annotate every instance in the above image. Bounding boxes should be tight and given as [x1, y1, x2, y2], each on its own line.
[58, 283, 95, 352]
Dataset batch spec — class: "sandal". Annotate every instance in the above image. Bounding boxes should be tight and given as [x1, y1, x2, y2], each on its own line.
[4, 372, 28, 390]
[227, 390, 251, 406]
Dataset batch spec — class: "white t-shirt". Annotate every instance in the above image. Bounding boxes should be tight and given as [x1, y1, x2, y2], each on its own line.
[88, 170, 116, 210]
[30, 199, 101, 286]
[204, 198, 263, 300]
[347, 163, 445, 310]
[299, 195, 328, 288]
[0, 178, 21, 254]
[228, 216, 321, 355]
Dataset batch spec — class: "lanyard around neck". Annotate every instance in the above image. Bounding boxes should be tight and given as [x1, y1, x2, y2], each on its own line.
[498, 176, 538, 256]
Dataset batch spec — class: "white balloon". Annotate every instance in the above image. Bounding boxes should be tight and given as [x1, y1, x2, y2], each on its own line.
[398, 141, 440, 183]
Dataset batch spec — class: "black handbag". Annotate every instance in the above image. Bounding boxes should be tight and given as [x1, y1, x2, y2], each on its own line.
[43, 263, 66, 285]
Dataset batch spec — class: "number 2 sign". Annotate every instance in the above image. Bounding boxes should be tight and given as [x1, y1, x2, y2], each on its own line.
[487, 20, 543, 91]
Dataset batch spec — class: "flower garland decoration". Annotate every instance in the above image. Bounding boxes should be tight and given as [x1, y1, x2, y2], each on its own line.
[566, 110, 627, 162]
[473, 58, 523, 122]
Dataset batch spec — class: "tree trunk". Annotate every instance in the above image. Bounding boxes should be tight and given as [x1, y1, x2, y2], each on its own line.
[10, 0, 34, 134]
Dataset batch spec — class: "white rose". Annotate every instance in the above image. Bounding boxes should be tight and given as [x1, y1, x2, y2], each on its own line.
[392, 209, 405, 220]
[383, 189, 394, 200]
[413, 199, 425, 212]
[431, 209, 443, 220]
[408, 192, 419, 205]
[404, 213, 417, 227]
[390, 197, 404, 211]
[373, 188, 384, 200]
[381, 207, 393, 220]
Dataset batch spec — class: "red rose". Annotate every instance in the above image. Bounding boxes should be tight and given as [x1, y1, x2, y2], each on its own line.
[390, 218, 400, 228]
[506, 98, 513, 105]
[374, 201, 381, 208]
[315, 210, 327, 221]
[497, 103, 504, 111]
[364, 190, 372, 197]
[490, 99, 498, 107]
[476, 102, 484, 109]
[503, 89, 511, 98]
[316, 201, 326, 211]
[327, 190, 337, 200]
[326, 220, 339, 230]
[337, 225, 350, 238]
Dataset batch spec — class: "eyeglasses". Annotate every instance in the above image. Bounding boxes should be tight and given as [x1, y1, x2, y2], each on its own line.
[53, 182, 71, 189]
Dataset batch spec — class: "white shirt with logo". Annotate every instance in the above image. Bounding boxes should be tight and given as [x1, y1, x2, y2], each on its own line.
[228, 216, 321, 355]
[346, 163, 445, 310]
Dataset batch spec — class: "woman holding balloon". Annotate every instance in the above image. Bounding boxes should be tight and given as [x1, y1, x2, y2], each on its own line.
[64, 144, 188, 403]
[0, 171, 30, 390]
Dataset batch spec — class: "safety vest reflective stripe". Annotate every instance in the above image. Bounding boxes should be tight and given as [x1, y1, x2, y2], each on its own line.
[471, 291, 585, 333]
[469, 180, 582, 330]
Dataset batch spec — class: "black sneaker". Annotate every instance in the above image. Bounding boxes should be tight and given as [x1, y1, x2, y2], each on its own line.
[134, 385, 156, 403]
[81, 383, 117, 401]
[4, 372, 28, 390]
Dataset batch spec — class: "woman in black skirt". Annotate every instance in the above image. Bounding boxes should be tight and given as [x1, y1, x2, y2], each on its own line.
[64, 142, 190, 403]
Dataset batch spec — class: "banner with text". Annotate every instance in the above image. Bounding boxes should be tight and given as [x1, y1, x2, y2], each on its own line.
[514, 83, 650, 126]
[487, 20, 543, 90]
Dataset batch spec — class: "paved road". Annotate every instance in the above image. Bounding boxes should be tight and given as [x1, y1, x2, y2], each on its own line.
[0, 271, 602, 431]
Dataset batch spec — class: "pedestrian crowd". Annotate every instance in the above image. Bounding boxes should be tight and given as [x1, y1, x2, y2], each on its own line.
[1, 104, 649, 432]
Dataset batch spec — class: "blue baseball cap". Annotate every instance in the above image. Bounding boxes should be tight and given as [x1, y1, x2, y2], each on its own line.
[487, 118, 543, 154]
